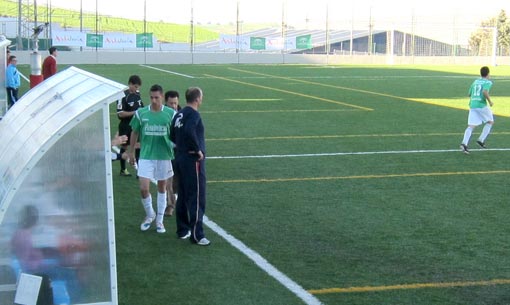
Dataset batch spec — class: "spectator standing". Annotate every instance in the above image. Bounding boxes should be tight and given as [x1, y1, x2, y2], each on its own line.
[171, 87, 210, 246]
[42, 47, 58, 80]
[6, 55, 20, 109]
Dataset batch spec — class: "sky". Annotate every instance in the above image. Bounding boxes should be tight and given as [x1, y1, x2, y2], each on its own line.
[35, 0, 510, 29]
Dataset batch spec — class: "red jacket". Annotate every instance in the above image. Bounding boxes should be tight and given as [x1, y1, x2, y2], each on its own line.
[42, 55, 57, 79]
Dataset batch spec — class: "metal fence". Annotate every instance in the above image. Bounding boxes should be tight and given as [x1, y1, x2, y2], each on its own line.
[1, 0, 507, 57]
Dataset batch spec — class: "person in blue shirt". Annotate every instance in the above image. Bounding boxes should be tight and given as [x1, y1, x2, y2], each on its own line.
[6, 55, 21, 109]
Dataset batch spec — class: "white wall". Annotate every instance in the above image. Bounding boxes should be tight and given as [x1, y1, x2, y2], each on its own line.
[11, 50, 510, 66]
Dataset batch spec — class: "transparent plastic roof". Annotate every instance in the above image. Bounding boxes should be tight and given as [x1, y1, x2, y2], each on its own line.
[0, 67, 126, 213]
[0, 66, 126, 305]
[0, 37, 11, 118]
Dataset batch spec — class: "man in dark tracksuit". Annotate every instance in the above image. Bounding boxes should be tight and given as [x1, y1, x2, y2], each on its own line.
[170, 87, 210, 246]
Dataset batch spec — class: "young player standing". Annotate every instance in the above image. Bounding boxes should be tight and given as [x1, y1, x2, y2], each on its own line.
[129, 84, 175, 234]
[117, 75, 143, 176]
[164, 90, 181, 216]
[460, 66, 494, 154]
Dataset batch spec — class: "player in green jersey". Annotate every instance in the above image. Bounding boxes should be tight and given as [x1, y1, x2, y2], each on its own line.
[129, 84, 176, 233]
[460, 66, 494, 154]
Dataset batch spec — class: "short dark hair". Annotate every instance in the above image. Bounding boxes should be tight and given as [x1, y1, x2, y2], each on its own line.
[128, 75, 142, 86]
[19, 205, 39, 229]
[150, 84, 163, 94]
[480, 66, 490, 77]
[49, 47, 57, 54]
[8, 55, 16, 62]
[185, 87, 202, 104]
[165, 90, 179, 100]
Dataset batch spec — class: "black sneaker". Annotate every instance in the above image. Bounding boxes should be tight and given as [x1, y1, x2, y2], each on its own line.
[460, 144, 469, 154]
[120, 169, 132, 176]
[476, 140, 486, 148]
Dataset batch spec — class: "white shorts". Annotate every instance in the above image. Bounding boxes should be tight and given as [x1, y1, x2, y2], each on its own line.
[137, 159, 174, 181]
[468, 107, 494, 126]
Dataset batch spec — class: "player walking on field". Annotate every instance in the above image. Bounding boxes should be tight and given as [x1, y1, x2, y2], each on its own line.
[117, 75, 144, 176]
[129, 84, 176, 233]
[460, 66, 494, 154]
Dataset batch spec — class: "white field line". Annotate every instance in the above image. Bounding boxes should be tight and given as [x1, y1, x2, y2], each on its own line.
[141, 73, 319, 299]
[199, 75, 510, 80]
[140, 65, 195, 78]
[201, 146, 510, 303]
[19, 71, 30, 82]
[204, 216, 323, 305]
[207, 148, 510, 160]
[148, 183, 321, 304]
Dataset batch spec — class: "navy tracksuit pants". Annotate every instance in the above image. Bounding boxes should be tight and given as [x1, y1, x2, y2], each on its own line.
[175, 153, 206, 242]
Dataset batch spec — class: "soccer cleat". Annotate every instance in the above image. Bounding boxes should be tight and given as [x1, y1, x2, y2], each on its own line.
[156, 222, 166, 234]
[140, 216, 154, 231]
[460, 144, 469, 154]
[120, 169, 132, 176]
[196, 237, 211, 246]
[179, 231, 191, 240]
[476, 140, 486, 148]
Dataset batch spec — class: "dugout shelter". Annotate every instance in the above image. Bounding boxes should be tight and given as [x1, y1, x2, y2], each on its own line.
[0, 36, 10, 119]
[0, 67, 126, 305]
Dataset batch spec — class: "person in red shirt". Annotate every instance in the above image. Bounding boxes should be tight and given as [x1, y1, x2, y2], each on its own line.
[42, 47, 57, 79]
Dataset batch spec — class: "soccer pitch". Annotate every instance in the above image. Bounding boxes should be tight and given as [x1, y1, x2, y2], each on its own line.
[23, 64, 510, 305]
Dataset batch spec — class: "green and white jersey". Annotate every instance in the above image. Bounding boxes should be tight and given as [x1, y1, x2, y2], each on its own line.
[130, 105, 176, 160]
[468, 78, 493, 109]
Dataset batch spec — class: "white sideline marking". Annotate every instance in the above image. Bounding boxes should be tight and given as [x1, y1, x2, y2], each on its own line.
[140, 65, 195, 78]
[147, 181, 320, 304]
[19, 71, 30, 82]
[208, 148, 510, 160]
[204, 216, 323, 305]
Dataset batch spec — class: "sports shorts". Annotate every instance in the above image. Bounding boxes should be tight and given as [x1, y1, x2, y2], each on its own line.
[137, 159, 174, 181]
[467, 107, 494, 126]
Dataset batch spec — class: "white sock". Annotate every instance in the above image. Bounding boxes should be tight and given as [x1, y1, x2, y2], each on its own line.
[142, 195, 155, 218]
[478, 124, 493, 143]
[462, 126, 474, 145]
[156, 192, 167, 224]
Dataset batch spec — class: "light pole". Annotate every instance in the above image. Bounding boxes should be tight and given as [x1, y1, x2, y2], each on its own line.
[143, 0, 147, 64]
[80, 0, 83, 51]
[236, 0, 240, 54]
[190, 0, 195, 55]
[95, 0, 98, 52]
[17, 0, 22, 50]
[29, 0, 46, 88]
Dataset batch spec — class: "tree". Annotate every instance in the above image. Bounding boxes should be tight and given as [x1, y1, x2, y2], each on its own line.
[469, 10, 510, 56]
[497, 10, 510, 55]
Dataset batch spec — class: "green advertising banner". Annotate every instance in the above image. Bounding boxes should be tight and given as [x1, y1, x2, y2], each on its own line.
[136, 33, 153, 48]
[86, 34, 103, 48]
[296, 34, 312, 49]
[250, 37, 266, 50]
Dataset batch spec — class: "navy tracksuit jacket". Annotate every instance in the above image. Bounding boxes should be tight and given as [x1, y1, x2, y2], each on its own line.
[170, 106, 206, 242]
